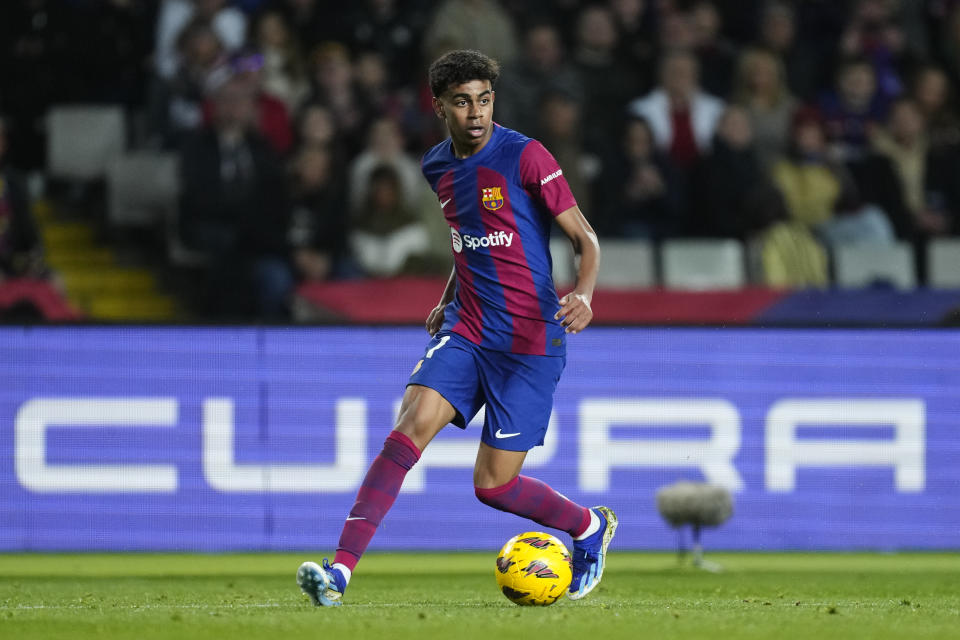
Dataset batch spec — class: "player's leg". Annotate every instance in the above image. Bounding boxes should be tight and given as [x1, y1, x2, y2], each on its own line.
[471, 351, 617, 600]
[473, 445, 617, 600]
[473, 441, 595, 544]
[298, 331, 482, 607]
[332, 384, 454, 571]
[297, 385, 453, 607]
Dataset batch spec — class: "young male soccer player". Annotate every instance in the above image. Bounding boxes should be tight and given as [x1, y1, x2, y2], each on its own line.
[297, 49, 615, 607]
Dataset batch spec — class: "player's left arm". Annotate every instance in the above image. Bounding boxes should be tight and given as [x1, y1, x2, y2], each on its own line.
[554, 206, 600, 334]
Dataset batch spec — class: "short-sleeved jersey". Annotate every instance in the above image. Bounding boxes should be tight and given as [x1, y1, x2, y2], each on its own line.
[421, 124, 577, 356]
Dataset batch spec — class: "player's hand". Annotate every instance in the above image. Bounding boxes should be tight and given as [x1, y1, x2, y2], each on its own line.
[425, 303, 446, 336]
[555, 292, 592, 334]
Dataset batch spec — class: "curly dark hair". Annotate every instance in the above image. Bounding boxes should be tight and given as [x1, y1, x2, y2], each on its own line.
[428, 50, 500, 97]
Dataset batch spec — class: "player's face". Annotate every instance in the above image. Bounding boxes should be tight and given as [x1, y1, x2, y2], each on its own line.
[434, 80, 495, 158]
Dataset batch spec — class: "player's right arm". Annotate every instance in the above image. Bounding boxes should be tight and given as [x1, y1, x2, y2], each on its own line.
[426, 266, 457, 335]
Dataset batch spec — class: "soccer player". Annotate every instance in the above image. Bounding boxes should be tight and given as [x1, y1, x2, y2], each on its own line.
[297, 49, 615, 607]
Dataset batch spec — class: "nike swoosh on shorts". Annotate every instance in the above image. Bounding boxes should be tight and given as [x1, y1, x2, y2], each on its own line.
[494, 429, 521, 439]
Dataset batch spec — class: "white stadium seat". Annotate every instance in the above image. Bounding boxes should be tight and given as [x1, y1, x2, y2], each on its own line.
[550, 236, 575, 288]
[833, 242, 917, 289]
[107, 151, 179, 227]
[661, 239, 746, 290]
[47, 105, 126, 181]
[595, 239, 656, 288]
[927, 238, 960, 289]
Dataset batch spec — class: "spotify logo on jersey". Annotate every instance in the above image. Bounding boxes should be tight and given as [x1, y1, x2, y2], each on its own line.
[450, 227, 515, 254]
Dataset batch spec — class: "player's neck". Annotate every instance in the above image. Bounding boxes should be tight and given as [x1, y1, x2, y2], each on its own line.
[450, 127, 494, 159]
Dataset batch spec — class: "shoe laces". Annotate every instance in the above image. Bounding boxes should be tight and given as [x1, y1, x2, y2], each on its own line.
[321, 558, 345, 593]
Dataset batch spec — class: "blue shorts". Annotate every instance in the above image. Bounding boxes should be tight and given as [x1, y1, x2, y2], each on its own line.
[407, 331, 565, 452]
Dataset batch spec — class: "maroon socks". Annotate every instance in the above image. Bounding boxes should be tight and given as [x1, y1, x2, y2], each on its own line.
[334, 432, 591, 574]
[475, 475, 591, 537]
[333, 431, 421, 571]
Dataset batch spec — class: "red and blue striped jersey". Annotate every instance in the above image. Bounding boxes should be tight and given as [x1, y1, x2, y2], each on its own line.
[421, 124, 577, 356]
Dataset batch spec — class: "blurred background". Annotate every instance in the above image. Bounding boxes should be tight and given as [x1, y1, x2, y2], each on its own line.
[2, 0, 960, 555]
[1, 0, 960, 324]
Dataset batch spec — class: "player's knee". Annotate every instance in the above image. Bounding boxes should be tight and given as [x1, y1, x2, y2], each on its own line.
[394, 386, 455, 444]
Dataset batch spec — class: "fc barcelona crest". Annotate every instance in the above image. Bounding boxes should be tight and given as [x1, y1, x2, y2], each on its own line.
[481, 187, 504, 211]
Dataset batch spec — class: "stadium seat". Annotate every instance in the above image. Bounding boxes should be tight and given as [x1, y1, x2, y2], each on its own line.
[833, 242, 917, 289]
[595, 239, 656, 288]
[550, 236, 575, 288]
[661, 239, 746, 290]
[927, 238, 960, 289]
[107, 151, 179, 226]
[47, 105, 126, 181]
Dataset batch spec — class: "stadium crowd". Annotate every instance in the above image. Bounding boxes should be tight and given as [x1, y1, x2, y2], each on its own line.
[2, 0, 960, 319]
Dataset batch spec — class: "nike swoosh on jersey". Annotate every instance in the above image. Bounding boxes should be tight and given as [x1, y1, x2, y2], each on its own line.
[345, 517, 366, 521]
[440, 198, 452, 209]
[494, 429, 521, 439]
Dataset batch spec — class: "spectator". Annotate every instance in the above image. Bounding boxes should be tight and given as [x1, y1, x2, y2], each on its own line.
[307, 42, 367, 157]
[688, 0, 738, 98]
[252, 9, 309, 113]
[627, 49, 725, 172]
[756, 1, 823, 101]
[744, 185, 829, 289]
[348, 164, 429, 277]
[656, 6, 697, 53]
[574, 4, 641, 151]
[818, 56, 889, 163]
[274, 0, 326, 51]
[422, 0, 519, 66]
[871, 98, 931, 237]
[0, 0, 78, 169]
[773, 107, 894, 245]
[936, 4, 960, 89]
[608, 0, 656, 81]
[288, 145, 349, 282]
[838, 0, 916, 102]
[537, 91, 595, 214]
[353, 50, 421, 130]
[920, 145, 960, 239]
[178, 75, 293, 319]
[343, 0, 427, 82]
[818, 175, 897, 248]
[146, 18, 224, 149]
[909, 64, 960, 149]
[154, 0, 247, 80]
[348, 117, 426, 214]
[294, 102, 346, 158]
[731, 47, 798, 169]
[594, 116, 685, 240]
[494, 22, 583, 138]
[215, 50, 295, 156]
[0, 116, 47, 281]
[692, 106, 769, 239]
[771, 108, 841, 229]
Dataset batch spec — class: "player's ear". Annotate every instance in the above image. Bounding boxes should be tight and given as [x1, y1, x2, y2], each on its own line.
[432, 96, 445, 120]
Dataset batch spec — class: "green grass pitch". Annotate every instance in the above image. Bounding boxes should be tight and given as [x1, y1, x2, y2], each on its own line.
[1, 552, 958, 639]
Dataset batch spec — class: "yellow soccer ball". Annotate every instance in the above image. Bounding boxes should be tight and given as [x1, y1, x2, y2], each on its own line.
[495, 531, 572, 606]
